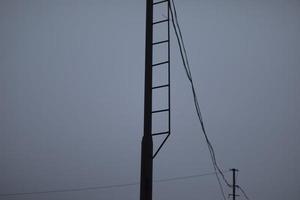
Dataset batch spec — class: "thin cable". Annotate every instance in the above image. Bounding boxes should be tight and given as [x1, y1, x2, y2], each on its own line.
[156, 170, 230, 183]
[168, 1, 251, 200]
[234, 170, 250, 200]
[0, 170, 229, 197]
[168, 2, 253, 200]
[0, 182, 139, 197]
[168, 2, 227, 200]
[237, 185, 250, 200]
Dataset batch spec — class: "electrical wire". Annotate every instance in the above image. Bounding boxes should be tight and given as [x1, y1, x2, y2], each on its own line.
[168, 2, 227, 200]
[235, 171, 250, 200]
[168, 1, 250, 200]
[0, 170, 229, 197]
[0, 182, 139, 197]
[237, 185, 250, 200]
[156, 170, 230, 183]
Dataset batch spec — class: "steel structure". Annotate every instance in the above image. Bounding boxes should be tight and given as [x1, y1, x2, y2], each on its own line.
[140, 0, 170, 200]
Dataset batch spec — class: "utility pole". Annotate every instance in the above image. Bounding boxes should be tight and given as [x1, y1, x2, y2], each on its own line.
[230, 168, 239, 200]
[140, 1, 170, 200]
[140, 1, 153, 200]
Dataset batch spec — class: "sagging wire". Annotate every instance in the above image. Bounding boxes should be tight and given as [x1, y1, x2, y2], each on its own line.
[168, 1, 250, 200]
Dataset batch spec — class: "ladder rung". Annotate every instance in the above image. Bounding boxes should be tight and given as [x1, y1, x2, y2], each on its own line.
[152, 109, 169, 114]
[152, 84, 169, 90]
[153, 40, 169, 46]
[153, 0, 168, 5]
[152, 61, 169, 67]
[153, 19, 168, 25]
[152, 131, 169, 136]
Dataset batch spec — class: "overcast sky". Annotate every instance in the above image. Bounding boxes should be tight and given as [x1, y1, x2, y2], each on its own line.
[0, 0, 300, 200]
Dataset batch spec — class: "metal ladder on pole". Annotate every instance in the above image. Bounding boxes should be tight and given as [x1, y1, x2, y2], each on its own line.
[151, 0, 170, 158]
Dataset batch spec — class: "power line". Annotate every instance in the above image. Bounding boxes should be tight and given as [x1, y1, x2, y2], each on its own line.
[0, 170, 229, 197]
[168, 1, 250, 200]
[237, 185, 250, 200]
[0, 182, 139, 197]
[168, 1, 227, 200]
[155, 170, 230, 183]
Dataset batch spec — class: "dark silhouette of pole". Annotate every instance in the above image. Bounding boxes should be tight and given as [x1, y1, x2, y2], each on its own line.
[230, 168, 238, 200]
[140, 1, 153, 200]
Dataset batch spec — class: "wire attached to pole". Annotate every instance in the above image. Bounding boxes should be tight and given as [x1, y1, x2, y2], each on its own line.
[0, 170, 230, 197]
[168, 1, 250, 200]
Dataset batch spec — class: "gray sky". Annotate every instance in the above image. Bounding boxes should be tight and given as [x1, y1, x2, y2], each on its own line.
[0, 0, 299, 200]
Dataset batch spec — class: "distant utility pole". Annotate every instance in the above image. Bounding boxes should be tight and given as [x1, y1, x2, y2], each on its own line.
[229, 168, 239, 200]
